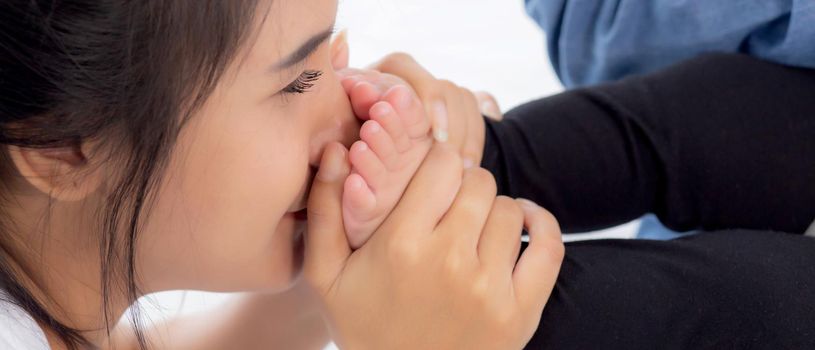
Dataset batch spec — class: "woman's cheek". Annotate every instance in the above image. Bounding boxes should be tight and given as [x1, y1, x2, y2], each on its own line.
[136, 102, 313, 291]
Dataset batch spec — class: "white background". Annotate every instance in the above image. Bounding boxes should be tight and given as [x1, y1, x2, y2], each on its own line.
[335, 0, 564, 109]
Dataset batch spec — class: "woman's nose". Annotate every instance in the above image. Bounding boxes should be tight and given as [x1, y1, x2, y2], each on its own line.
[308, 81, 360, 166]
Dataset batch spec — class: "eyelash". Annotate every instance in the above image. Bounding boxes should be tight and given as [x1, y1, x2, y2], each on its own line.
[282, 70, 323, 94]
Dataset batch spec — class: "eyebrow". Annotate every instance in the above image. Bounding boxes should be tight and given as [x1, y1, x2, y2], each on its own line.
[271, 27, 335, 72]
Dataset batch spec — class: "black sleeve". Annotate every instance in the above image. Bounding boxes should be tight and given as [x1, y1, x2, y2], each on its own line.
[524, 230, 815, 349]
[481, 53, 815, 233]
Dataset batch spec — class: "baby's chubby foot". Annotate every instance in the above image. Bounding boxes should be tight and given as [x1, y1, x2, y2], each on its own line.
[342, 85, 432, 249]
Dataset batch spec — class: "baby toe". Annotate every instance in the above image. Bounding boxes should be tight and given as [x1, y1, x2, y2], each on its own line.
[349, 140, 387, 190]
[384, 85, 431, 140]
[350, 82, 382, 120]
[370, 101, 412, 153]
[360, 120, 400, 171]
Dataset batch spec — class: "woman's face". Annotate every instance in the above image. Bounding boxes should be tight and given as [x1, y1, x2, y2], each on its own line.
[137, 0, 355, 292]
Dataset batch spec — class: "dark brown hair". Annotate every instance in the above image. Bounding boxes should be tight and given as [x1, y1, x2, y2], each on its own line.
[0, 1, 261, 348]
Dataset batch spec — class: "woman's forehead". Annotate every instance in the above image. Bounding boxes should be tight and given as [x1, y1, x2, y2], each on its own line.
[243, 0, 338, 75]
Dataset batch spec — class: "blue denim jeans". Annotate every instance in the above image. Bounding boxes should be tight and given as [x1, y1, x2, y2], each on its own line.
[636, 214, 697, 240]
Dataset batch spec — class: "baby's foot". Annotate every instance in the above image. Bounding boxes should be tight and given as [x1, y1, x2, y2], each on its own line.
[343, 85, 433, 249]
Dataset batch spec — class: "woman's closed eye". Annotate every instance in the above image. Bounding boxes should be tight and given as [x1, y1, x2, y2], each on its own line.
[281, 70, 323, 94]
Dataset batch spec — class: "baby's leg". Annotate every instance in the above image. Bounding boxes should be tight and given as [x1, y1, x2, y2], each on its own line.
[343, 85, 432, 249]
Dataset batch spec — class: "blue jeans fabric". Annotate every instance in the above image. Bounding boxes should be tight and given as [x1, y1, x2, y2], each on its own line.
[525, 0, 815, 87]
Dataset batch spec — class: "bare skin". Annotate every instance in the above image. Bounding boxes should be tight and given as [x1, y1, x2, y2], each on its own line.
[341, 85, 433, 248]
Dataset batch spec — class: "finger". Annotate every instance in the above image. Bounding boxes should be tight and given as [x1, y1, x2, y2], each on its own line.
[383, 142, 463, 237]
[304, 142, 352, 293]
[441, 86, 470, 159]
[429, 98, 449, 143]
[461, 116, 485, 169]
[460, 88, 486, 168]
[434, 167, 498, 252]
[475, 91, 503, 121]
[420, 82, 456, 144]
[512, 199, 564, 312]
[478, 196, 524, 273]
[370, 53, 449, 142]
[330, 30, 350, 70]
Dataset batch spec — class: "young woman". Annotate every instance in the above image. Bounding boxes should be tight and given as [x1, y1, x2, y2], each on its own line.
[0, 0, 563, 349]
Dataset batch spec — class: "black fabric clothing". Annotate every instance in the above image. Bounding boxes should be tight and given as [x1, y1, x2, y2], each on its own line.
[484, 53, 815, 234]
[525, 231, 815, 349]
[479, 54, 815, 349]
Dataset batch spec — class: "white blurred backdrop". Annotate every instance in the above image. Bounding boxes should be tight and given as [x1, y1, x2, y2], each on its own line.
[134, 2, 637, 348]
[335, 0, 563, 109]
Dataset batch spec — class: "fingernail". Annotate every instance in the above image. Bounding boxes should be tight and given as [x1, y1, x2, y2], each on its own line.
[331, 30, 350, 69]
[462, 157, 475, 169]
[517, 198, 539, 211]
[332, 36, 348, 57]
[334, 29, 348, 47]
[481, 100, 500, 119]
[432, 101, 449, 143]
[481, 100, 494, 113]
[433, 129, 449, 143]
[317, 145, 347, 182]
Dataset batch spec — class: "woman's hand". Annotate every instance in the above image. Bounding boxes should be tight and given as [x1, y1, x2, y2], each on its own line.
[336, 58, 494, 169]
[331, 34, 496, 168]
[304, 142, 564, 349]
[371, 54, 490, 169]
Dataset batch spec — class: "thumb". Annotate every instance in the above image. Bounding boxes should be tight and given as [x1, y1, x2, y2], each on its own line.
[512, 199, 563, 316]
[304, 142, 352, 294]
[330, 30, 350, 70]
